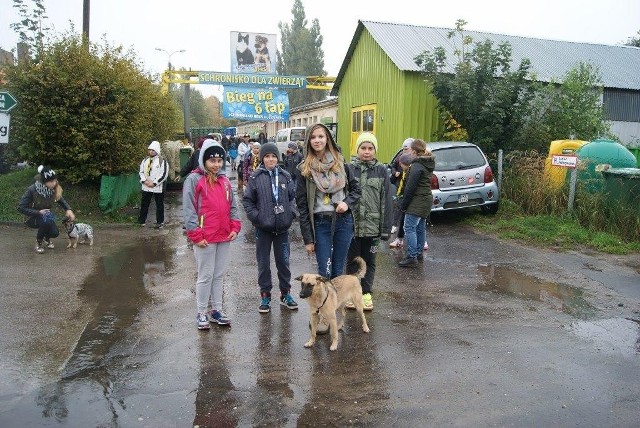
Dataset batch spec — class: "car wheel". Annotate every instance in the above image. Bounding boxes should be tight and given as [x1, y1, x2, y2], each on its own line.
[481, 202, 499, 215]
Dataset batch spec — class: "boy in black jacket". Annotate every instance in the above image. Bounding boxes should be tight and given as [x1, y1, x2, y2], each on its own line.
[242, 142, 299, 313]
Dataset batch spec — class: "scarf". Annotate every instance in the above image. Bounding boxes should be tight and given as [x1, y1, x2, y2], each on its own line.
[309, 152, 346, 195]
[396, 171, 407, 196]
[35, 181, 54, 198]
[252, 154, 259, 171]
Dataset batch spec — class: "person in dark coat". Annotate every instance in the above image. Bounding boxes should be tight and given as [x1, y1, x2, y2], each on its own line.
[17, 165, 76, 253]
[283, 142, 303, 186]
[180, 137, 206, 179]
[398, 139, 435, 267]
[242, 142, 298, 313]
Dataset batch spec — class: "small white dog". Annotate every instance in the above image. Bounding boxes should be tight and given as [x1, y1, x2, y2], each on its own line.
[62, 218, 94, 248]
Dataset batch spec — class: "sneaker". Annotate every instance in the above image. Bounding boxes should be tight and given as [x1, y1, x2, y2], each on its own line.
[259, 294, 271, 313]
[280, 293, 298, 310]
[45, 240, 55, 249]
[345, 300, 356, 310]
[398, 256, 418, 267]
[389, 238, 403, 248]
[35, 241, 45, 254]
[155, 223, 164, 229]
[196, 312, 210, 330]
[391, 226, 398, 234]
[209, 309, 231, 326]
[362, 293, 373, 311]
[424, 242, 429, 251]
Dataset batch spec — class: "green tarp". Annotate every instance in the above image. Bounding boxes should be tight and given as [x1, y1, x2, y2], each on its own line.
[99, 173, 140, 213]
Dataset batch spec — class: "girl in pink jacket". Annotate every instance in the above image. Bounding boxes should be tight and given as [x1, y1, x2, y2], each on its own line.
[183, 139, 241, 330]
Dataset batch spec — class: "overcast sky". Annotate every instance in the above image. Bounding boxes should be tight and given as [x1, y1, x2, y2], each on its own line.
[1, 0, 639, 97]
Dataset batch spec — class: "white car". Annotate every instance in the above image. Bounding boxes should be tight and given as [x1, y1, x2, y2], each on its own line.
[390, 141, 500, 214]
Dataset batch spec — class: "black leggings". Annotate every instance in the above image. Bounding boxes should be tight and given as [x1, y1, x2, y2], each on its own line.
[36, 221, 60, 242]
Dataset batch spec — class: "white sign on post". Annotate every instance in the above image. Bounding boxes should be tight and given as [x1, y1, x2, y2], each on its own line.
[0, 113, 9, 144]
[551, 154, 578, 168]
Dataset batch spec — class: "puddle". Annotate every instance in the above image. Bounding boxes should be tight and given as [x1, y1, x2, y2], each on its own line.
[570, 318, 640, 357]
[477, 265, 596, 318]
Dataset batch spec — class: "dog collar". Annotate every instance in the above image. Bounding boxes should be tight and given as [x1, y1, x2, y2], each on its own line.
[315, 292, 329, 314]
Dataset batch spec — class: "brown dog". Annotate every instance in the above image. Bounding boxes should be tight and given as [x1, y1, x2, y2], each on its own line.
[295, 257, 370, 351]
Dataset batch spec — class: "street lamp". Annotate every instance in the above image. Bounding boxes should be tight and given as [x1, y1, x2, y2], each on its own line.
[155, 48, 186, 71]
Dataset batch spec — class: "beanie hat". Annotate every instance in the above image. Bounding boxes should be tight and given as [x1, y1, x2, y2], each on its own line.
[398, 153, 415, 166]
[287, 142, 298, 150]
[148, 140, 161, 155]
[38, 165, 57, 183]
[355, 132, 378, 152]
[202, 142, 226, 161]
[402, 138, 414, 149]
[259, 142, 280, 162]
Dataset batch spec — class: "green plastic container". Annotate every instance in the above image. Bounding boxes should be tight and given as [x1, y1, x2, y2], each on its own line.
[179, 147, 193, 170]
[575, 139, 637, 192]
[601, 167, 640, 214]
[627, 147, 640, 168]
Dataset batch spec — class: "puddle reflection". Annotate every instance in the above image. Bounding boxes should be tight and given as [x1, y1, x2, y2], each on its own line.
[571, 318, 640, 356]
[478, 265, 596, 318]
[31, 237, 174, 424]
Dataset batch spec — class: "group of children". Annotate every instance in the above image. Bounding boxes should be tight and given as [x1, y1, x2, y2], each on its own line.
[19, 125, 432, 330]
[181, 123, 434, 330]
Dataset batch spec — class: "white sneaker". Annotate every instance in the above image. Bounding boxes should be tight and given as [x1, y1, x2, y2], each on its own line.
[389, 238, 403, 248]
[391, 226, 398, 234]
[424, 242, 429, 251]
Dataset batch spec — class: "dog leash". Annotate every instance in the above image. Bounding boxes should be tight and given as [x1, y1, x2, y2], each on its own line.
[314, 282, 337, 314]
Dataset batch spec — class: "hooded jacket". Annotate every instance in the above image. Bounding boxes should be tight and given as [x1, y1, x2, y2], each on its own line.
[351, 158, 393, 239]
[400, 154, 436, 218]
[139, 140, 169, 193]
[295, 123, 361, 245]
[242, 165, 297, 233]
[182, 140, 241, 244]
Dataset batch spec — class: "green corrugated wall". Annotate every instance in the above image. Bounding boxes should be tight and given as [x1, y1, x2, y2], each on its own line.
[336, 29, 442, 163]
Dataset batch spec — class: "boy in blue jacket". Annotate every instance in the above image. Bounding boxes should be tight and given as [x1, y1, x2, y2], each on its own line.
[242, 142, 299, 313]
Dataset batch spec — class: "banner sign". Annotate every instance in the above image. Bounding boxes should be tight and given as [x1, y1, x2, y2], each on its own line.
[230, 31, 277, 74]
[198, 71, 307, 89]
[222, 86, 290, 121]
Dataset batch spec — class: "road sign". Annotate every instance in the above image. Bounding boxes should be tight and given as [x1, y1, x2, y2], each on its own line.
[0, 113, 9, 144]
[551, 154, 578, 168]
[0, 91, 18, 113]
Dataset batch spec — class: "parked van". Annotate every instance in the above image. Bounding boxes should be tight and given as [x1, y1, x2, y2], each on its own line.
[275, 127, 306, 161]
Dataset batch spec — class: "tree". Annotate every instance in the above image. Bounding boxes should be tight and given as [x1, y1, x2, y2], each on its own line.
[415, 20, 536, 153]
[10, 0, 49, 49]
[625, 30, 640, 47]
[519, 63, 611, 150]
[276, 0, 327, 108]
[171, 85, 210, 128]
[5, 32, 179, 182]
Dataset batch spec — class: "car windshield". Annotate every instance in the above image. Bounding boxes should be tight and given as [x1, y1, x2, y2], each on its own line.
[291, 129, 305, 141]
[434, 146, 486, 171]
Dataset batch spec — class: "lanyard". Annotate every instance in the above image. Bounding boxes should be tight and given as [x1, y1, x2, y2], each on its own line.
[270, 168, 279, 202]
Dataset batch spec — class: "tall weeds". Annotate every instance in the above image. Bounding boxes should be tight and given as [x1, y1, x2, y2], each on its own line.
[498, 151, 640, 242]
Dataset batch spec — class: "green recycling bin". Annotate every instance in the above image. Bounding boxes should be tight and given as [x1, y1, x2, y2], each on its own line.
[180, 147, 193, 171]
[627, 147, 640, 168]
[601, 167, 640, 214]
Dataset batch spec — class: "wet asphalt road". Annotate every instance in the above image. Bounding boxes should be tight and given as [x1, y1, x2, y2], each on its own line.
[1, 178, 640, 427]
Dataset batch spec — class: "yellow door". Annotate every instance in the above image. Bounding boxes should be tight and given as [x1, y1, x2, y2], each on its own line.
[350, 104, 376, 156]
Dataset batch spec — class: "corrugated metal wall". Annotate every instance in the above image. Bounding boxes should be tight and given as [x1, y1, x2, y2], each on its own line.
[604, 89, 640, 122]
[337, 29, 442, 163]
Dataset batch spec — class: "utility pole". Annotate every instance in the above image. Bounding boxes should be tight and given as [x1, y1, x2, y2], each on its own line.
[82, 0, 90, 45]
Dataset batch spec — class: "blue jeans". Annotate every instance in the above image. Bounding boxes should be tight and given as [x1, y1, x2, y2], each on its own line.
[314, 213, 354, 278]
[403, 213, 426, 258]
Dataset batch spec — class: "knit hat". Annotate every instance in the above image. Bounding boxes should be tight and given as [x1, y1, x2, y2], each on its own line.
[259, 142, 280, 162]
[355, 132, 378, 152]
[148, 140, 161, 155]
[38, 165, 57, 183]
[402, 138, 414, 149]
[398, 153, 415, 166]
[202, 142, 226, 160]
[287, 142, 298, 150]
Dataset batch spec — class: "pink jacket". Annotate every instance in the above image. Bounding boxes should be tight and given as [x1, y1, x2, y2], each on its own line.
[183, 171, 241, 244]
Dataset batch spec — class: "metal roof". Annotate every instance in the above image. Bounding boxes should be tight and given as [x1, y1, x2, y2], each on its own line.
[332, 20, 640, 94]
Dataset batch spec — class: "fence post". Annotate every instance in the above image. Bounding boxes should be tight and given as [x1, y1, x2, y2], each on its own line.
[497, 149, 503, 189]
[567, 167, 577, 213]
